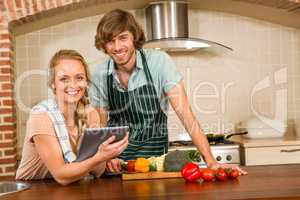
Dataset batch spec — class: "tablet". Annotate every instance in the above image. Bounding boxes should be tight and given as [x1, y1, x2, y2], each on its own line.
[75, 126, 129, 162]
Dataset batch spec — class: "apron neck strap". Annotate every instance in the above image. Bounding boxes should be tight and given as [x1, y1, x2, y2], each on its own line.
[107, 49, 154, 84]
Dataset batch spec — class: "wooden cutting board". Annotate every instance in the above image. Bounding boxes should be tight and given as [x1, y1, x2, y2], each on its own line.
[122, 172, 182, 180]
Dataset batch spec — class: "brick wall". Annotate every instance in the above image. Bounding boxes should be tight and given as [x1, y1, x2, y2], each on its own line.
[0, 0, 122, 178]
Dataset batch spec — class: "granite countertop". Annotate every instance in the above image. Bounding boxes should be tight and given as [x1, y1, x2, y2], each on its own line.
[230, 134, 300, 148]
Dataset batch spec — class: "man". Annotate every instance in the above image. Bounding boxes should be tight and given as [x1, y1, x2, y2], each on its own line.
[90, 9, 246, 174]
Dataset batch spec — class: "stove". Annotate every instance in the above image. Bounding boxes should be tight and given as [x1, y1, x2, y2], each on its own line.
[168, 140, 241, 166]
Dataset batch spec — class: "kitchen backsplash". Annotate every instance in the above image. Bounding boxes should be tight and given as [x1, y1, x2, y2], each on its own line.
[15, 9, 300, 152]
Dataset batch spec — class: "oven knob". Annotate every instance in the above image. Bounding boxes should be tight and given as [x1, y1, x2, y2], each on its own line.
[216, 156, 222, 161]
[226, 155, 232, 161]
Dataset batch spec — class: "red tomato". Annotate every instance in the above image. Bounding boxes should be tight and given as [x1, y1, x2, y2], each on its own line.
[229, 169, 240, 179]
[215, 168, 227, 181]
[225, 168, 240, 179]
[201, 168, 215, 182]
[127, 160, 136, 172]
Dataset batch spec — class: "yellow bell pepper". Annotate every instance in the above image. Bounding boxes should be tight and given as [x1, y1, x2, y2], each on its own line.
[134, 158, 150, 173]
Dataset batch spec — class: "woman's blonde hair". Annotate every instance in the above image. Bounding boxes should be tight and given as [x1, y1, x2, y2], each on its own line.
[48, 49, 90, 136]
[95, 9, 146, 52]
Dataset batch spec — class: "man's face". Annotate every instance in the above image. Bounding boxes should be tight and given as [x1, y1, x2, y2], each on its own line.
[104, 31, 136, 67]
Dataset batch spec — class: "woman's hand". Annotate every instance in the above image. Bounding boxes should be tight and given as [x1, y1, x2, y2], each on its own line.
[94, 133, 128, 163]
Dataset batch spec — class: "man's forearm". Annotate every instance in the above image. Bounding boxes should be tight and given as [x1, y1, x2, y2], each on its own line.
[165, 81, 217, 166]
[173, 100, 216, 165]
[190, 126, 217, 166]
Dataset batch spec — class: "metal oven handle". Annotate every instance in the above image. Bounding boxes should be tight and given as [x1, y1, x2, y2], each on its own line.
[280, 149, 300, 153]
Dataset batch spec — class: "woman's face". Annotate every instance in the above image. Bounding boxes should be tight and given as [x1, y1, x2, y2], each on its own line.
[53, 59, 87, 105]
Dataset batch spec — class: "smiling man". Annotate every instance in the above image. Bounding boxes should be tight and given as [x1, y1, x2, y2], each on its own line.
[89, 9, 246, 174]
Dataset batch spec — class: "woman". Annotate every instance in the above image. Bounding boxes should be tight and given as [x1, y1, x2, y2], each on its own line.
[16, 49, 128, 185]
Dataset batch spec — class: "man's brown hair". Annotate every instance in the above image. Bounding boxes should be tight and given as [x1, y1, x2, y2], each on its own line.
[95, 9, 146, 52]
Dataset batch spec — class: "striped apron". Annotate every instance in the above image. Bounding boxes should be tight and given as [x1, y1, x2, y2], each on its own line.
[107, 49, 168, 161]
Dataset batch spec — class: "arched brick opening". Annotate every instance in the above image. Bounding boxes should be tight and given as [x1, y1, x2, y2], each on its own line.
[0, 0, 125, 178]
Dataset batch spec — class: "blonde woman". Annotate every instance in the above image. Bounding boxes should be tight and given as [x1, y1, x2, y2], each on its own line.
[16, 49, 128, 185]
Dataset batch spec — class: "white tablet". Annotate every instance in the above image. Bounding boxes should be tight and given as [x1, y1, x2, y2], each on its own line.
[75, 126, 129, 162]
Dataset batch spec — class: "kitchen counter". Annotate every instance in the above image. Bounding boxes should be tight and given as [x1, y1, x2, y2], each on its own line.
[230, 135, 300, 148]
[230, 135, 300, 166]
[3, 165, 300, 200]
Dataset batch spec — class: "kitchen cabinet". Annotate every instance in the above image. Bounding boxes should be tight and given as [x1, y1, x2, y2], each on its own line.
[242, 145, 300, 165]
[231, 135, 300, 166]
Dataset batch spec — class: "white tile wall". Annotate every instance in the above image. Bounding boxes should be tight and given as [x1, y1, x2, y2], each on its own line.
[15, 9, 300, 154]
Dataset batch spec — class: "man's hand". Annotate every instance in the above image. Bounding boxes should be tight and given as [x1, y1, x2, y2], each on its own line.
[208, 162, 248, 175]
[95, 133, 128, 165]
[106, 158, 122, 173]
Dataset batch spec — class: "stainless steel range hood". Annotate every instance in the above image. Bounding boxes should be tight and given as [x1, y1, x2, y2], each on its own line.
[144, 1, 232, 52]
